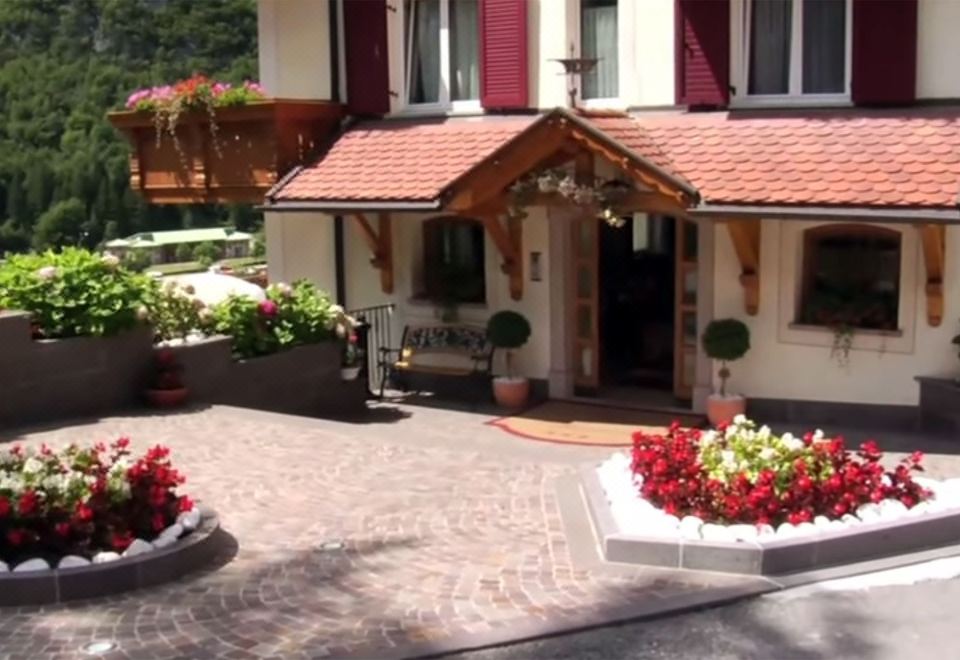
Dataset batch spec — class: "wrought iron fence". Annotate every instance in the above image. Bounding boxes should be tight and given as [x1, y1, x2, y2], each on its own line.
[349, 303, 395, 396]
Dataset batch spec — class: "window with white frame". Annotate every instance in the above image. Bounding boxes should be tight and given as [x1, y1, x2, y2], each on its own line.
[736, 0, 850, 102]
[581, 0, 619, 100]
[404, 0, 479, 109]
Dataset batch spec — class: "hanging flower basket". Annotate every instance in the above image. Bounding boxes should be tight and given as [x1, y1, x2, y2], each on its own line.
[108, 77, 342, 204]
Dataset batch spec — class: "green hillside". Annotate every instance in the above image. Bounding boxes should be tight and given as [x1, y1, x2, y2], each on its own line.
[0, 0, 260, 255]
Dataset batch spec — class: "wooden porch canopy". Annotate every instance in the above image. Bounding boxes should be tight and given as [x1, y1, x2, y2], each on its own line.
[266, 108, 699, 301]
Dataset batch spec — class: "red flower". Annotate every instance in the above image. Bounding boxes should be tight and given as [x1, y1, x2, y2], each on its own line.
[110, 531, 134, 552]
[74, 502, 94, 522]
[178, 495, 195, 513]
[55, 522, 71, 537]
[152, 513, 167, 532]
[0, 496, 9, 518]
[6, 529, 26, 546]
[258, 299, 279, 318]
[18, 490, 39, 516]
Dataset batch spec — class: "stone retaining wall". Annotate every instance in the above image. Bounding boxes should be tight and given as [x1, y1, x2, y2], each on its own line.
[0, 310, 365, 428]
[0, 311, 154, 428]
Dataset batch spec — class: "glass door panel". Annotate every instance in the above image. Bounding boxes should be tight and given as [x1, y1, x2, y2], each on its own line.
[673, 220, 698, 399]
[571, 216, 599, 390]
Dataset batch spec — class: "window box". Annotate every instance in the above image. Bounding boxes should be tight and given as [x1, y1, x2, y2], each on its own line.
[108, 100, 343, 204]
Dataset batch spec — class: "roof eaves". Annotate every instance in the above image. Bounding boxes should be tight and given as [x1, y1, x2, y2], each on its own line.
[259, 198, 444, 213]
[690, 204, 960, 224]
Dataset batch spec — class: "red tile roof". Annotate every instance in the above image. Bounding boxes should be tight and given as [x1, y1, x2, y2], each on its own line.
[273, 107, 960, 211]
[273, 116, 535, 202]
[636, 109, 960, 209]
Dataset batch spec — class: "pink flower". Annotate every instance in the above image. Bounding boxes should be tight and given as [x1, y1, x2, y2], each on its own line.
[258, 300, 279, 318]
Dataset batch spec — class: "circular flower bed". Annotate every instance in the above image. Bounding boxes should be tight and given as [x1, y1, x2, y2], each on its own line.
[0, 438, 197, 572]
[597, 417, 960, 542]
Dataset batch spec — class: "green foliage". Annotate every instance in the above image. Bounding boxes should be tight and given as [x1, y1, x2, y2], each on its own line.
[142, 279, 211, 342]
[0, 247, 150, 338]
[121, 249, 152, 273]
[702, 319, 751, 362]
[210, 281, 345, 359]
[174, 243, 193, 262]
[0, 0, 261, 253]
[486, 310, 532, 350]
[191, 241, 219, 268]
[486, 310, 532, 378]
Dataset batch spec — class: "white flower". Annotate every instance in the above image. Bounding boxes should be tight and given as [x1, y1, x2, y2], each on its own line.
[721, 450, 737, 470]
[557, 176, 578, 198]
[781, 433, 804, 452]
[813, 429, 825, 442]
[136, 306, 150, 322]
[757, 425, 771, 439]
[101, 253, 120, 268]
[22, 457, 43, 475]
[36, 265, 58, 281]
[699, 430, 718, 448]
[732, 414, 748, 425]
[330, 304, 344, 315]
[275, 282, 293, 298]
[759, 447, 777, 461]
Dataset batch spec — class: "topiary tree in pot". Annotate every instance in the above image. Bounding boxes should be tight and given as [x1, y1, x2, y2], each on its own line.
[486, 310, 532, 409]
[701, 318, 751, 427]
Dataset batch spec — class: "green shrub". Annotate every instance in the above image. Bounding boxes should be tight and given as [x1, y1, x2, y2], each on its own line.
[210, 280, 347, 359]
[486, 310, 532, 378]
[702, 319, 750, 396]
[192, 241, 220, 268]
[0, 248, 151, 338]
[142, 279, 212, 342]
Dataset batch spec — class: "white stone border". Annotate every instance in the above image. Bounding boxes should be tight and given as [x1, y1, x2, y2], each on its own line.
[597, 452, 960, 543]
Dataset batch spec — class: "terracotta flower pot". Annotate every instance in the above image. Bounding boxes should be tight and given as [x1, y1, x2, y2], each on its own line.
[492, 376, 530, 410]
[146, 388, 189, 408]
[706, 394, 746, 427]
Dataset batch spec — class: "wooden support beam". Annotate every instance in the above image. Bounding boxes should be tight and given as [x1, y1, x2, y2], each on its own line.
[481, 213, 523, 300]
[350, 212, 393, 294]
[919, 224, 946, 326]
[725, 219, 761, 315]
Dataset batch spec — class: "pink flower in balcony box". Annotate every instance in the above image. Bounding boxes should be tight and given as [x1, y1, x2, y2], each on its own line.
[258, 299, 279, 318]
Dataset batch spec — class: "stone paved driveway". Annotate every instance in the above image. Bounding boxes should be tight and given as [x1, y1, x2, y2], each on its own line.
[0, 404, 775, 659]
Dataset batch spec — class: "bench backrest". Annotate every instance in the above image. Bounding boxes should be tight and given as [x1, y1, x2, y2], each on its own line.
[401, 325, 491, 358]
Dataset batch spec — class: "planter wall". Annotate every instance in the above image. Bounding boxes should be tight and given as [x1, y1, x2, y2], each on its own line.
[0, 311, 154, 428]
[108, 100, 343, 204]
[165, 336, 366, 417]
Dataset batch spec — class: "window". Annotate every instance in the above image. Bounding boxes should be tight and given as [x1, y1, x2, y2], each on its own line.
[798, 225, 901, 331]
[404, 0, 479, 108]
[738, 0, 849, 101]
[422, 217, 486, 303]
[581, 0, 619, 100]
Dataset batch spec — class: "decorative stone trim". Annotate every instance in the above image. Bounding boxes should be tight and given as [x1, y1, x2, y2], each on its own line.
[582, 457, 960, 575]
[0, 508, 220, 606]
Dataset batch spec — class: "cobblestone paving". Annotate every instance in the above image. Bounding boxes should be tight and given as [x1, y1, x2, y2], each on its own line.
[0, 404, 769, 659]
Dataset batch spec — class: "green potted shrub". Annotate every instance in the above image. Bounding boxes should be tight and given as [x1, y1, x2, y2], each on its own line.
[486, 310, 532, 409]
[701, 318, 751, 427]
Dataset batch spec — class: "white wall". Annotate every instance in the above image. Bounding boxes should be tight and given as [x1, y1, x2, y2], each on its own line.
[713, 219, 959, 406]
[626, 0, 676, 108]
[257, 0, 332, 99]
[917, 0, 960, 99]
[342, 209, 554, 379]
[264, 211, 338, 293]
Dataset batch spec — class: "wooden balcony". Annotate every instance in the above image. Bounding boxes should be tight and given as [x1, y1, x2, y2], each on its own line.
[108, 100, 343, 205]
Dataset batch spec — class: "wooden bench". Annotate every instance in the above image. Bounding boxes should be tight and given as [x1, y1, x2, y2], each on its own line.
[378, 324, 493, 398]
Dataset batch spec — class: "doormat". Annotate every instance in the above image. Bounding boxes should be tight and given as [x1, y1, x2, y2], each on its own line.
[487, 401, 704, 447]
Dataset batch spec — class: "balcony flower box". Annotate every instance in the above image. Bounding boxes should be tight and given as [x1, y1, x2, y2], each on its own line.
[108, 99, 342, 204]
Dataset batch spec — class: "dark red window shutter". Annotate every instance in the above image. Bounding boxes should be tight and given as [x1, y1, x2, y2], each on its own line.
[852, 0, 918, 106]
[675, 0, 730, 108]
[343, 0, 390, 115]
[479, 0, 529, 109]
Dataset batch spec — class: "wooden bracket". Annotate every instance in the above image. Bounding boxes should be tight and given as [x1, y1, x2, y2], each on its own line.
[352, 212, 393, 294]
[725, 219, 761, 315]
[919, 224, 946, 326]
[481, 213, 523, 300]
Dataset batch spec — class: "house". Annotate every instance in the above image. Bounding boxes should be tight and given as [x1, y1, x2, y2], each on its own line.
[246, 0, 960, 426]
[105, 227, 254, 265]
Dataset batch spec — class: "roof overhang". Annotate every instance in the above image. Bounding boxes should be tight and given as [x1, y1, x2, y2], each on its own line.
[259, 199, 443, 213]
[690, 204, 960, 224]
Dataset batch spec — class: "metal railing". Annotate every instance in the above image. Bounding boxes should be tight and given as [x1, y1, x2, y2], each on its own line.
[349, 303, 395, 397]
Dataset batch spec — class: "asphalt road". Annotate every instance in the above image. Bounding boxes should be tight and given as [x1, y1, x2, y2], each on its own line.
[452, 575, 960, 660]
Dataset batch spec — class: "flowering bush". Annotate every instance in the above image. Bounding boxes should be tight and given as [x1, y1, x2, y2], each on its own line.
[0, 248, 152, 338]
[124, 75, 266, 148]
[632, 416, 929, 526]
[210, 280, 352, 358]
[0, 439, 193, 563]
[142, 279, 213, 342]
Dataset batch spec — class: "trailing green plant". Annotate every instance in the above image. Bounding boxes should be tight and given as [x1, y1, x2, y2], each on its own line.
[486, 310, 532, 379]
[0, 248, 151, 338]
[507, 167, 631, 226]
[702, 318, 750, 397]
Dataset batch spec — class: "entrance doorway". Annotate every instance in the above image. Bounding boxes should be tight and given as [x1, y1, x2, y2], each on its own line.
[594, 214, 698, 407]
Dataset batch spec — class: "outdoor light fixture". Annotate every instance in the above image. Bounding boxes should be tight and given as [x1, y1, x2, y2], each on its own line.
[552, 44, 599, 109]
[530, 251, 542, 282]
